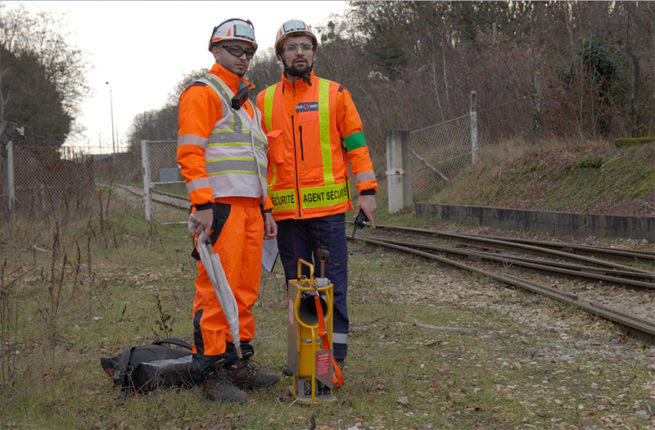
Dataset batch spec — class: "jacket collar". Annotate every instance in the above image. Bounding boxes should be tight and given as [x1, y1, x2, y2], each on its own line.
[210, 63, 255, 95]
[281, 70, 315, 91]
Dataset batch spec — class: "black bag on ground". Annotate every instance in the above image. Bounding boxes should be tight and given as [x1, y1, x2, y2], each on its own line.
[100, 338, 197, 403]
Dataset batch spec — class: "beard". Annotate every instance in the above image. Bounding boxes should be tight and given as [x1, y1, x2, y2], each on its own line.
[286, 61, 312, 77]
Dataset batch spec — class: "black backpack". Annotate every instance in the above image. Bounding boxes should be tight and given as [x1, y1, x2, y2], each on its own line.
[100, 338, 198, 403]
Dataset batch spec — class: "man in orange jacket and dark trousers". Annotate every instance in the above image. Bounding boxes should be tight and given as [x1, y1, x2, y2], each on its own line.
[256, 19, 378, 375]
[177, 18, 280, 403]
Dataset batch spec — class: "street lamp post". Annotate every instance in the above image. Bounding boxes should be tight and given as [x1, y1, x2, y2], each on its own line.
[105, 81, 116, 154]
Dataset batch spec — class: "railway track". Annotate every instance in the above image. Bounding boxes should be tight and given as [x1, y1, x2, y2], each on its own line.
[359, 225, 655, 287]
[104, 183, 655, 342]
[105, 182, 189, 209]
[350, 223, 655, 343]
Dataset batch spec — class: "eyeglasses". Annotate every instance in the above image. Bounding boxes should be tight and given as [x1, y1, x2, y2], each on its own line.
[282, 43, 313, 54]
[221, 45, 256, 60]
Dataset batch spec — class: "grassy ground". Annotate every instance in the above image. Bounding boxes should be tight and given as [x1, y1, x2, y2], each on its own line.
[1, 180, 654, 429]
[0, 139, 655, 430]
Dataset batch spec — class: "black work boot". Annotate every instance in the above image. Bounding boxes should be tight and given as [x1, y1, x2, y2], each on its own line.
[200, 357, 248, 403]
[202, 377, 248, 403]
[226, 358, 281, 389]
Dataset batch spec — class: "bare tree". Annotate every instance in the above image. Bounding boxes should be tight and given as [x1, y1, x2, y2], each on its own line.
[0, 47, 8, 141]
[0, 4, 88, 146]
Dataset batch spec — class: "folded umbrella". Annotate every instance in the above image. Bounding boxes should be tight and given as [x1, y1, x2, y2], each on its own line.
[197, 232, 242, 359]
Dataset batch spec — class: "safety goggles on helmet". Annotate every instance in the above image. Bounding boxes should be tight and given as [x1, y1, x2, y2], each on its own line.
[208, 18, 258, 52]
[275, 19, 317, 52]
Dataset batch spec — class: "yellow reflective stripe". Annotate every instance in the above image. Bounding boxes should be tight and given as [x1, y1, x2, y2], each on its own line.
[263, 84, 277, 132]
[318, 79, 334, 185]
[269, 188, 297, 211]
[206, 74, 236, 131]
[264, 84, 278, 187]
[300, 182, 350, 209]
[270, 163, 278, 187]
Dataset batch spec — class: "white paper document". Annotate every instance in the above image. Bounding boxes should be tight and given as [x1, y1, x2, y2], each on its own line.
[262, 238, 279, 273]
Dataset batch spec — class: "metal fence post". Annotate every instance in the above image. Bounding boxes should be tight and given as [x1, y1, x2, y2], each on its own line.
[470, 91, 478, 165]
[386, 130, 412, 213]
[141, 139, 152, 221]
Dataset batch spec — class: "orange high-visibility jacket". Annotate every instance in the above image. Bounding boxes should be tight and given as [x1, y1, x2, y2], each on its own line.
[256, 71, 377, 221]
[177, 64, 271, 210]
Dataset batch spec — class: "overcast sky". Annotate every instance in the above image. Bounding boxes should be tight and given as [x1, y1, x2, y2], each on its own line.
[10, 1, 348, 153]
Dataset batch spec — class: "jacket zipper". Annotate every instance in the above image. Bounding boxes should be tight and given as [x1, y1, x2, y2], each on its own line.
[291, 115, 302, 219]
[299, 126, 304, 161]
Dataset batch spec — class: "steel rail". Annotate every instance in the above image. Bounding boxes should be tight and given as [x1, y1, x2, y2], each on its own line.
[375, 224, 655, 275]
[490, 254, 655, 282]
[465, 233, 655, 262]
[106, 182, 188, 209]
[353, 236, 655, 341]
[363, 235, 655, 289]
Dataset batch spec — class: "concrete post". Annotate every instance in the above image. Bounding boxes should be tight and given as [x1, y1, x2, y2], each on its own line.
[141, 139, 152, 221]
[2, 141, 15, 215]
[470, 91, 478, 165]
[386, 130, 412, 213]
[6, 141, 14, 214]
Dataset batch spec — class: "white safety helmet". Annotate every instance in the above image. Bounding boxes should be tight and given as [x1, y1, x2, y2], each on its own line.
[208, 18, 257, 52]
[274, 19, 317, 54]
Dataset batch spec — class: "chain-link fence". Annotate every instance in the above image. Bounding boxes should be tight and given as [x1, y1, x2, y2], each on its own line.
[0, 143, 95, 221]
[403, 94, 527, 206]
[408, 113, 473, 202]
[140, 139, 188, 223]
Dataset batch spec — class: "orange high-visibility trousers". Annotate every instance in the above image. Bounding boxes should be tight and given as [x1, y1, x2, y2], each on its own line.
[192, 196, 264, 358]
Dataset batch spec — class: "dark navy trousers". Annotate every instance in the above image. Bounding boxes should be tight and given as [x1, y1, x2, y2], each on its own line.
[276, 213, 349, 360]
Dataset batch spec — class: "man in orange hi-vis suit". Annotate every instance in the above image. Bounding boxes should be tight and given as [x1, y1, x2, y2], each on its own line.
[257, 19, 378, 378]
[177, 18, 280, 403]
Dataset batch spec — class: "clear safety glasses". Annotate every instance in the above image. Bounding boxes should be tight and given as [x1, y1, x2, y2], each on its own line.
[282, 43, 313, 54]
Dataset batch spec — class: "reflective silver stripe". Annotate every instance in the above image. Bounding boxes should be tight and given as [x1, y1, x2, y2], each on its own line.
[208, 175, 265, 198]
[354, 170, 376, 183]
[177, 134, 208, 148]
[186, 177, 211, 192]
[206, 144, 266, 161]
[332, 333, 348, 344]
[206, 158, 259, 175]
[209, 132, 267, 151]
